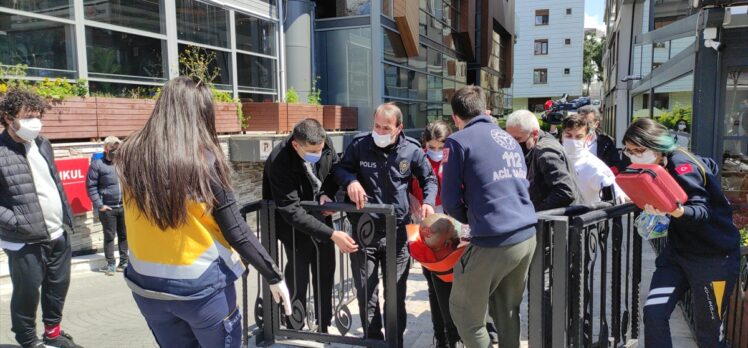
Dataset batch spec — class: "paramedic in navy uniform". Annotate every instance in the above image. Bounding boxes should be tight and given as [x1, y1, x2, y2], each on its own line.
[441, 86, 537, 348]
[623, 118, 740, 348]
[334, 102, 438, 346]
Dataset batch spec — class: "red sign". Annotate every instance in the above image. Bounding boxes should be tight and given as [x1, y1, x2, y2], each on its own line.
[55, 158, 92, 215]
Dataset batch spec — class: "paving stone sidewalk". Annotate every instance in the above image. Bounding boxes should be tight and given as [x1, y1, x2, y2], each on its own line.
[0, 242, 695, 347]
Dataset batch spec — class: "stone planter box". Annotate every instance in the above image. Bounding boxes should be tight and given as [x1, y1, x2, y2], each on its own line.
[0, 97, 241, 139]
[242, 102, 323, 133]
[323, 105, 358, 131]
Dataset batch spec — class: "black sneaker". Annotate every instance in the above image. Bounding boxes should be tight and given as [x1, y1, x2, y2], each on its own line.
[43, 331, 83, 348]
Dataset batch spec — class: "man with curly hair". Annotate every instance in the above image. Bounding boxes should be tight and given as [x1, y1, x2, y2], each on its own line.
[0, 89, 81, 348]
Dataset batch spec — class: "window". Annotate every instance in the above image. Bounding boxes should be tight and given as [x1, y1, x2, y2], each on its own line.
[533, 69, 548, 84]
[0, 0, 72, 18]
[176, 0, 229, 48]
[83, 0, 162, 33]
[535, 9, 549, 25]
[86, 27, 166, 82]
[235, 13, 276, 56]
[565, 38, 571, 45]
[566, 8, 572, 15]
[316, 0, 371, 18]
[237, 54, 276, 91]
[0, 12, 76, 78]
[534, 39, 548, 55]
[564, 68, 570, 75]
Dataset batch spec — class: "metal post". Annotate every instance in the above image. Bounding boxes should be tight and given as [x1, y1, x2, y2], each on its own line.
[384, 211, 398, 348]
[551, 219, 570, 348]
[163, 0, 180, 78]
[72, 0, 88, 81]
[257, 201, 276, 346]
[528, 221, 545, 347]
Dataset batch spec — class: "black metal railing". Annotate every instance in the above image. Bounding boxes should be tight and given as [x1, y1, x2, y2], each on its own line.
[529, 203, 641, 348]
[240, 200, 399, 348]
[727, 246, 748, 348]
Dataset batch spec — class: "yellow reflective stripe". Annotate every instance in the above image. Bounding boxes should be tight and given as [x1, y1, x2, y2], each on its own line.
[713, 280, 726, 320]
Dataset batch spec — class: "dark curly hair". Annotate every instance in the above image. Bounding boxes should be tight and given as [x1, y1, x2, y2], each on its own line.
[0, 89, 48, 127]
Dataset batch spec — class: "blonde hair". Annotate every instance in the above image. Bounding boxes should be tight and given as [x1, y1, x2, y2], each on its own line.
[103, 136, 121, 149]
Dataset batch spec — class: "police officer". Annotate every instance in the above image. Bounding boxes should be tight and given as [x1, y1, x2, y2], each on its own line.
[262, 119, 358, 333]
[623, 118, 740, 348]
[335, 103, 438, 345]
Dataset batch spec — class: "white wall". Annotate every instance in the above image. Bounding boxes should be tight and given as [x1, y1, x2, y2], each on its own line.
[512, 0, 585, 98]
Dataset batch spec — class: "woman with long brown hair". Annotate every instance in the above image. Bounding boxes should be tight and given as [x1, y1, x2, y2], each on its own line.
[118, 76, 291, 347]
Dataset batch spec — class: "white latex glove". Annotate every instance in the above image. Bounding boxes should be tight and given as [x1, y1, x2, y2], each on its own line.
[269, 280, 292, 316]
[643, 204, 666, 216]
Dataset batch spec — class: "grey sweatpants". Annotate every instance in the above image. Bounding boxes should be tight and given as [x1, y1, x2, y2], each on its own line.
[449, 235, 536, 348]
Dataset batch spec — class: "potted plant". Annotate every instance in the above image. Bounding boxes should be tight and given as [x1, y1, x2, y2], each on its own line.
[243, 78, 325, 133]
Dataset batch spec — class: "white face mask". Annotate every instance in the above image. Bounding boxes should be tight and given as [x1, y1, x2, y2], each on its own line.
[13, 118, 42, 142]
[629, 149, 658, 164]
[372, 131, 394, 148]
[677, 124, 686, 131]
[563, 138, 588, 159]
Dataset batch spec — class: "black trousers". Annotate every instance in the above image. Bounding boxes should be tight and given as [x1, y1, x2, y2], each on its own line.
[5, 232, 72, 347]
[423, 268, 460, 344]
[350, 234, 410, 347]
[99, 206, 127, 265]
[643, 244, 739, 348]
[280, 233, 336, 332]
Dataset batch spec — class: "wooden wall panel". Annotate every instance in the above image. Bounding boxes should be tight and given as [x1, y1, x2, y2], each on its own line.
[394, 0, 420, 57]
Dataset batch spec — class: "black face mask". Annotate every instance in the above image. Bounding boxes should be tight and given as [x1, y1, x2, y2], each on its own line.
[108, 150, 117, 160]
[520, 141, 531, 155]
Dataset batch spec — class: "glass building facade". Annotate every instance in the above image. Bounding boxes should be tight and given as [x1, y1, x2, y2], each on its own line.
[0, 0, 280, 101]
[315, 0, 513, 130]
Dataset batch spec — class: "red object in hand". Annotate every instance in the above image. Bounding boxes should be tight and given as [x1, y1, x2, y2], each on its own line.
[544, 100, 554, 111]
[615, 163, 688, 212]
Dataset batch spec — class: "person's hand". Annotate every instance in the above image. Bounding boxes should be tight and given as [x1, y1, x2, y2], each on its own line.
[330, 231, 358, 253]
[616, 193, 631, 205]
[269, 280, 293, 316]
[669, 206, 685, 219]
[347, 181, 367, 210]
[319, 195, 334, 216]
[420, 204, 435, 219]
[643, 204, 666, 216]
[99, 205, 112, 212]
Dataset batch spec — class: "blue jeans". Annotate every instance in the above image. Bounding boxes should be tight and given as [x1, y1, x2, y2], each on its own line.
[133, 284, 242, 348]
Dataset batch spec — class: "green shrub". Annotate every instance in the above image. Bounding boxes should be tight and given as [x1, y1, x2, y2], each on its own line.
[286, 87, 298, 103]
[308, 76, 322, 105]
[0, 64, 88, 100]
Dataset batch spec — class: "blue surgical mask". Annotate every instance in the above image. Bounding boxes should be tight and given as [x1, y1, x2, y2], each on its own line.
[426, 149, 444, 162]
[303, 152, 322, 164]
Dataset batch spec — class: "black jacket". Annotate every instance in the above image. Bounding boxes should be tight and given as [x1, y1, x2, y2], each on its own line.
[666, 150, 740, 256]
[0, 130, 74, 243]
[526, 131, 581, 211]
[334, 132, 437, 234]
[594, 131, 625, 172]
[86, 158, 122, 211]
[262, 136, 339, 242]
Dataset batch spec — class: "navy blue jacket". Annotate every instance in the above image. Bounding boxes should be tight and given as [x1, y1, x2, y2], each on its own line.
[666, 150, 740, 256]
[441, 116, 537, 247]
[334, 132, 437, 237]
[86, 158, 122, 212]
